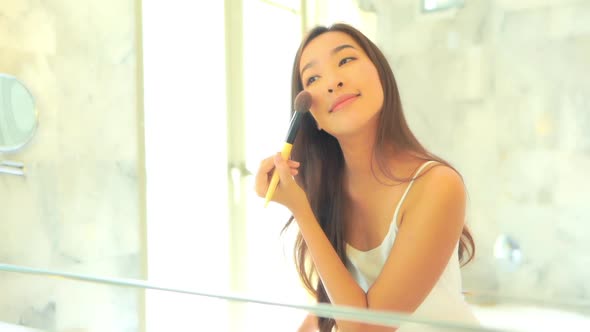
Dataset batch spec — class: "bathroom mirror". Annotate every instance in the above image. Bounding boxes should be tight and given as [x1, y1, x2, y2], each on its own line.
[0, 73, 38, 153]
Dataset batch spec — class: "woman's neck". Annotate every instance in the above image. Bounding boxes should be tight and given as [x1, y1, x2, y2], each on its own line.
[338, 129, 393, 191]
[339, 137, 417, 195]
[340, 137, 375, 179]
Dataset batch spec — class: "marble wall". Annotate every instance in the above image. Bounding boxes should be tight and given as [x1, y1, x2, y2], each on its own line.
[0, 0, 145, 331]
[360, 0, 590, 303]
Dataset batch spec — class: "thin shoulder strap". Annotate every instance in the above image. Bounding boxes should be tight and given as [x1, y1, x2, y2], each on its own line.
[391, 161, 437, 229]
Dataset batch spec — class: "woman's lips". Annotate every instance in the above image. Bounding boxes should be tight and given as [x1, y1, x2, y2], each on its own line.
[330, 94, 360, 113]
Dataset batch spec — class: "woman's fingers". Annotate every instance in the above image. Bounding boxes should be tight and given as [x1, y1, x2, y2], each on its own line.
[288, 160, 300, 176]
[273, 153, 296, 184]
[255, 155, 300, 198]
[255, 156, 276, 197]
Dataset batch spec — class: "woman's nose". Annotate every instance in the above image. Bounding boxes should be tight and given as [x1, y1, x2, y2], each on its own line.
[327, 81, 344, 93]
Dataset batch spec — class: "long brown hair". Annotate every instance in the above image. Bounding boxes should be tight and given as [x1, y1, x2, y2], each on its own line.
[282, 23, 475, 332]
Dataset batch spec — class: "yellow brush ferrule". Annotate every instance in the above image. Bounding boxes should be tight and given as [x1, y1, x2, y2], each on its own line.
[264, 143, 294, 207]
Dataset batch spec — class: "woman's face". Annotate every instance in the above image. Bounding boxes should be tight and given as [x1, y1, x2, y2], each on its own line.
[299, 31, 384, 138]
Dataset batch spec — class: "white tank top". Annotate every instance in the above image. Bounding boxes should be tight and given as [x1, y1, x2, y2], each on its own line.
[345, 161, 480, 331]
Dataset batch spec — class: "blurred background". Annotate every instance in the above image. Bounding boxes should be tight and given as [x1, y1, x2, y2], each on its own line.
[0, 0, 589, 331]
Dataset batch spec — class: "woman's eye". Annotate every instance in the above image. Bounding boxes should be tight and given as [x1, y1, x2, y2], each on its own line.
[339, 57, 356, 66]
[306, 76, 318, 86]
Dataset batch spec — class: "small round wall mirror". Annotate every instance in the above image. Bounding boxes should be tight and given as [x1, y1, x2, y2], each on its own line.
[0, 73, 38, 153]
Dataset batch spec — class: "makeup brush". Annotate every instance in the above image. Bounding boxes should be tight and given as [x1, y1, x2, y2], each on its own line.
[264, 90, 312, 207]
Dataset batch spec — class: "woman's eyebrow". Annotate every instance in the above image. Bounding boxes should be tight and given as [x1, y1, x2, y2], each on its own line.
[301, 44, 357, 76]
[331, 44, 355, 55]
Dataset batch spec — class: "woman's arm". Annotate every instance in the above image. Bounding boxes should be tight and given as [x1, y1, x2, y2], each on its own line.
[258, 154, 368, 330]
[293, 165, 467, 332]
[297, 313, 318, 332]
[260, 156, 466, 332]
[294, 205, 369, 331]
[366, 166, 466, 314]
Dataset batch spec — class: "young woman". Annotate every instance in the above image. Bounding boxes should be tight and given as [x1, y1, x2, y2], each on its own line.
[255, 23, 479, 332]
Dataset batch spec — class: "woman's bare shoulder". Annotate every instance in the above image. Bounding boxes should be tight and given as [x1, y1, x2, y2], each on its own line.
[422, 162, 463, 183]
[406, 162, 465, 207]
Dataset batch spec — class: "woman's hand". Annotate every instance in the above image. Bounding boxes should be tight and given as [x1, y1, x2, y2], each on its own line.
[255, 153, 308, 214]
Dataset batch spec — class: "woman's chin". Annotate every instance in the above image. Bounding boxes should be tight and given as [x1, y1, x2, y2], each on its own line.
[326, 116, 380, 140]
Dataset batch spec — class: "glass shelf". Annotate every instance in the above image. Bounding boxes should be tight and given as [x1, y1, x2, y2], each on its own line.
[1, 263, 588, 332]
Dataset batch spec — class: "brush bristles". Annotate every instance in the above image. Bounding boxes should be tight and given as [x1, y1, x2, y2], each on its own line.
[294, 91, 312, 113]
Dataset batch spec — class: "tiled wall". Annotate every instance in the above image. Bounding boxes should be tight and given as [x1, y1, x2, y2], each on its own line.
[366, 0, 590, 301]
[0, 1, 144, 331]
